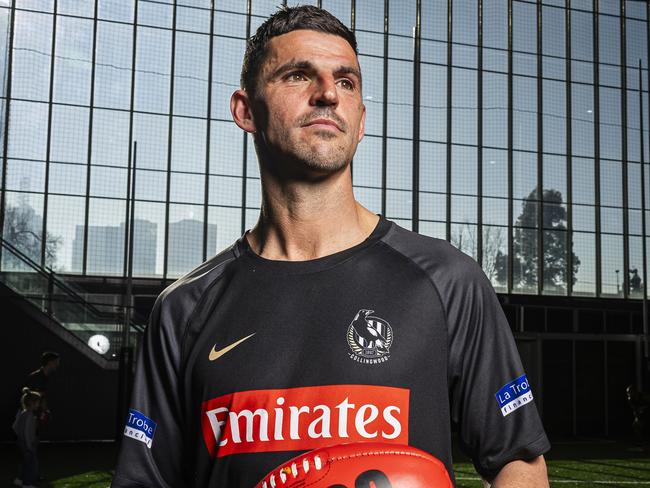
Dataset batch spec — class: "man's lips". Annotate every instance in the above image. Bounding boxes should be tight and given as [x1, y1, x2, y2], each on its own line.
[303, 118, 342, 131]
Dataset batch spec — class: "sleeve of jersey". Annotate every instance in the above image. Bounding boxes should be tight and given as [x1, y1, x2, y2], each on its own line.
[445, 256, 550, 480]
[112, 298, 186, 488]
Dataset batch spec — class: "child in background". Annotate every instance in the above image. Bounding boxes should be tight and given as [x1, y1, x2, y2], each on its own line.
[13, 388, 41, 488]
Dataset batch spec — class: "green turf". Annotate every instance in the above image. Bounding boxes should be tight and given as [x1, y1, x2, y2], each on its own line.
[1, 440, 648, 487]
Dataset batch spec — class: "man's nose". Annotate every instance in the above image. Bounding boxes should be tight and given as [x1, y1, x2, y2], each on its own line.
[310, 75, 339, 106]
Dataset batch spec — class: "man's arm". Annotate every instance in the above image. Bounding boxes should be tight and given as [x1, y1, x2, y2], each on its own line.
[483, 455, 549, 488]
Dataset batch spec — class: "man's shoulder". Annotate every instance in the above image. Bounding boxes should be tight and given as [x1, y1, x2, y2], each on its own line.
[154, 242, 241, 319]
[381, 220, 485, 285]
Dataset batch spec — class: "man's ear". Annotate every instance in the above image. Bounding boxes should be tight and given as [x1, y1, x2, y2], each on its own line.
[231, 89, 257, 133]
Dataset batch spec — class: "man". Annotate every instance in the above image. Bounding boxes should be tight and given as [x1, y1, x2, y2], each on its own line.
[113, 6, 550, 487]
[24, 351, 60, 395]
[23, 351, 60, 428]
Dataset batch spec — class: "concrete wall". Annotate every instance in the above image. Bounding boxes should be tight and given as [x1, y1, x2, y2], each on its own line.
[1, 295, 120, 442]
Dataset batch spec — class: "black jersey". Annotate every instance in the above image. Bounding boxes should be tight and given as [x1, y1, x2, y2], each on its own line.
[112, 217, 550, 487]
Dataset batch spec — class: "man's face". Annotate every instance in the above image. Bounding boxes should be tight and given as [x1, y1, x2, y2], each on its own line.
[45, 358, 59, 374]
[249, 29, 366, 176]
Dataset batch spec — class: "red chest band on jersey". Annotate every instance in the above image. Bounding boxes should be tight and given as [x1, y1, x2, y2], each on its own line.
[200, 384, 410, 458]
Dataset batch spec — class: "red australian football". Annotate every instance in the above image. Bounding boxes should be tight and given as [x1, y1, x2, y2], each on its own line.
[254, 442, 453, 488]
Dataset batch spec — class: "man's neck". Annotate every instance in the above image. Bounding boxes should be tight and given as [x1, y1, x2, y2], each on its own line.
[247, 167, 379, 261]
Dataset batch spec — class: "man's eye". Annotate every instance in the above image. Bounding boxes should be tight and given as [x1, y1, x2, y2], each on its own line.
[338, 79, 354, 90]
[287, 72, 306, 82]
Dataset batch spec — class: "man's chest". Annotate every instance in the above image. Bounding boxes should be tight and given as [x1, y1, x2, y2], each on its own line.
[185, 265, 450, 456]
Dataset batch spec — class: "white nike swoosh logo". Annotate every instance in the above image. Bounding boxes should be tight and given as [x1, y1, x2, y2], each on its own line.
[208, 333, 256, 361]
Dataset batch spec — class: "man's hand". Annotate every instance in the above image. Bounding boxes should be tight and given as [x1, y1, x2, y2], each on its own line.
[483, 455, 549, 488]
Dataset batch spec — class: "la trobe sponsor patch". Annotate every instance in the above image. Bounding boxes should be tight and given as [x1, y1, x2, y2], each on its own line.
[347, 309, 393, 364]
[124, 409, 157, 448]
[495, 374, 533, 417]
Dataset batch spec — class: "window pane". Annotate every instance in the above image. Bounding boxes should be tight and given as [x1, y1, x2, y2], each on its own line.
[49, 162, 86, 196]
[135, 168, 167, 202]
[543, 80, 566, 153]
[12, 11, 52, 101]
[600, 160, 622, 207]
[47, 194, 85, 273]
[99, 0, 134, 23]
[572, 231, 596, 296]
[171, 117, 206, 173]
[6, 159, 46, 193]
[450, 222, 478, 259]
[90, 166, 127, 198]
[483, 196, 508, 225]
[543, 154, 566, 197]
[513, 151, 537, 200]
[628, 236, 644, 298]
[599, 87, 622, 160]
[167, 204, 209, 277]
[86, 197, 126, 275]
[513, 76, 537, 151]
[572, 157, 595, 204]
[170, 172, 204, 204]
[451, 145, 477, 195]
[92, 109, 130, 167]
[387, 59, 413, 138]
[50, 105, 89, 164]
[133, 113, 168, 170]
[452, 68, 477, 145]
[53, 16, 93, 105]
[513, 227, 538, 294]
[133, 200, 165, 277]
[601, 233, 624, 297]
[174, 32, 209, 117]
[359, 55, 384, 137]
[95, 21, 133, 110]
[482, 224, 508, 292]
[208, 205, 240, 256]
[211, 36, 245, 120]
[420, 63, 447, 143]
[543, 229, 568, 295]
[210, 121, 243, 177]
[135, 26, 171, 114]
[8, 101, 49, 160]
[2, 192, 44, 266]
[483, 72, 508, 148]
[419, 141, 446, 194]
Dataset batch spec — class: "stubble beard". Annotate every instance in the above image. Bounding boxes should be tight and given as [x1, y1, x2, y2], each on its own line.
[260, 127, 353, 177]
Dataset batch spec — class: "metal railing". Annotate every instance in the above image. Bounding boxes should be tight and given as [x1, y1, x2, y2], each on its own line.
[0, 238, 145, 361]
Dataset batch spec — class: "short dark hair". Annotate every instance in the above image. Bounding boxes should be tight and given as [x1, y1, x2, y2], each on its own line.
[241, 5, 357, 98]
[41, 351, 59, 367]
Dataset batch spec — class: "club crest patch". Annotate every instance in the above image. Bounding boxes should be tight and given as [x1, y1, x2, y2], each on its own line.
[347, 309, 393, 364]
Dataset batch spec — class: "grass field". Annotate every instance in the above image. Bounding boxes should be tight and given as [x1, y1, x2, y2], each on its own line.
[1, 440, 648, 487]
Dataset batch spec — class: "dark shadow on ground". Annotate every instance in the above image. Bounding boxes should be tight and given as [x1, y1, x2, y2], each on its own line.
[0, 442, 117, 487]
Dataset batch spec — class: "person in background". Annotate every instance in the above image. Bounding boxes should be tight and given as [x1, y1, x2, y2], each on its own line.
[13, 388, 42, 488]
[23, 351, 60, 429]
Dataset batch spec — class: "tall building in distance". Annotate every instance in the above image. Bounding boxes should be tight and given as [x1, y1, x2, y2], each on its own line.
[72, 219, 157, 276]
[167, 219, 217, 277]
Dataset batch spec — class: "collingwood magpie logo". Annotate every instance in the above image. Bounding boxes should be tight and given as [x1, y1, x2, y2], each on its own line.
[347, 309, 393, 364]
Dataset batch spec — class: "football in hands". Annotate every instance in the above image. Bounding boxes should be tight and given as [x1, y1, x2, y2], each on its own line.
[254, 442, 453, 488]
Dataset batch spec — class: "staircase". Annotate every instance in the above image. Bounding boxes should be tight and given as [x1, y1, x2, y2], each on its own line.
[0, 238, 145, 369]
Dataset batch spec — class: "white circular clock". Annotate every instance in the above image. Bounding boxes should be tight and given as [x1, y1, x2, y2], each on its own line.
[88, 334, 110, 355]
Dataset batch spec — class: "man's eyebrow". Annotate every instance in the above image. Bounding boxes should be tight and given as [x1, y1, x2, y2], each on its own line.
[336, 65, 363, 85]
[269, 60, 363, 84]
[269, 60, 314, 79]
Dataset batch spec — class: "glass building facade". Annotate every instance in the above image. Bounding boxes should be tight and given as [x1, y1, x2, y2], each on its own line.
[0, 0, 649, 301]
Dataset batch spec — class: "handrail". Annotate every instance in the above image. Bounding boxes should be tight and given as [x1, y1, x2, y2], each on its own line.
[1, 237, 145, 333]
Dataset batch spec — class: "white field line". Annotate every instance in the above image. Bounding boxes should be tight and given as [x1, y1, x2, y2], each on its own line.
[456, 477, 650, 484]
